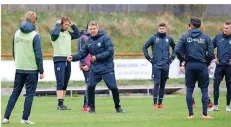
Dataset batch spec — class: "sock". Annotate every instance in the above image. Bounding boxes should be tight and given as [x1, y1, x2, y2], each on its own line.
[58, 99, 64, 106]
[158, 78, 167, 105]
[201, 87, 208, 116]
[208, 96, 211, 104]
[153, 84, 159, 104]
[111, 88, 121, 109]
[214, 80, 221, 105]
[186, 87, 194, 116]
[87, 85, 96, 109]
[158, 98, 163, 105]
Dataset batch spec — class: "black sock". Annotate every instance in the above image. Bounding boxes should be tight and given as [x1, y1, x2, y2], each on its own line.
[87, 86, 96, 109]
[192, 98, 195, 104]
[58, 99, 64, 106]
[208, 96, 211, 104]
[158, 98, 163, 105]
[158, 79, 166, 105]
[111, 88, 121, 109]
[153, 84, 159, 104]
[214, 80, 221, 105]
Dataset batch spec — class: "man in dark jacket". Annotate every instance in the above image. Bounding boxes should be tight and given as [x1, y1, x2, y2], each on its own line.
[67, 21, 125, 113]
[50, 17, 80, 110]
[175, 18, 215, 119]
[2, 11, 44, 124]
[142, 23, 175, 109]
[208, 21, 231, 112]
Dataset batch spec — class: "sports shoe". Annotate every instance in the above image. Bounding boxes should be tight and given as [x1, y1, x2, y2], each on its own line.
[202, 115, 213, 120]
[158, 104, 164, 108]
[2, 118, 10, 124]
[82, 106, 90, 112]
[153, 104, 158, 109]
[20, 119, 35, 124]
[88, 108, 95, 113]
[187, 115, 195, 119]
[225, 105, 231, 112]
[208, 105, 219, 112]
[116, 107, 126, 113]
[57, 105, 71, 110]
[208, 102, 214, 108]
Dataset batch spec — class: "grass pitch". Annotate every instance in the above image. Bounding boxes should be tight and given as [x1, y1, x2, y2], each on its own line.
[1, 94, 231, 127]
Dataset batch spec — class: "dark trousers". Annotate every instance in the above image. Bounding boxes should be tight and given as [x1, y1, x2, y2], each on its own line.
[213, 65, 231, 106]
[185, 62, 209, 116]
[82, 70, 90, 107]
[4, 72, 38, 120]
[54, 61, 71, 90]
[152, 67, 169, 104]
[87, 71, 120, 109]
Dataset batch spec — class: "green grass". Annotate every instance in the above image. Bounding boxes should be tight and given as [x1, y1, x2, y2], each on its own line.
[1, 7, 230, 59]
[1, 95, 231, 127]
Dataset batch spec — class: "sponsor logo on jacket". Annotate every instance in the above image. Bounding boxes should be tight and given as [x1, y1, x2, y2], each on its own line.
[187, 37, 205, 43]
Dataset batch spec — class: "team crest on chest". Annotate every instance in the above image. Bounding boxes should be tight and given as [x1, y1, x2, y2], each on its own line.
[97, 42, 101, 47]
[166, 39, 169, 42]
[155, 38, 159, 43]
[229, 40, 231, 44]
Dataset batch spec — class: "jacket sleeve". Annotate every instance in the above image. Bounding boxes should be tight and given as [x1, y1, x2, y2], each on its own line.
[206, 35, 215, 65]
[95, 37, 114, 60]
[33, 34, 44, 74]
[169, 37, 176, 64]
[175, 35, 186, 65]
[50, 23, 61, 41]
[69, 24, 80, 40]
[142, 36, 154, 62]
[212, 35, 217, 49]
[72, 43, 89, 62]
[78, 37, 87, 66]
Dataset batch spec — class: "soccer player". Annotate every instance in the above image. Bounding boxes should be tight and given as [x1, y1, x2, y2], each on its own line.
[142, 23, 175, 109]
[67, 21, 126, 113]
[175, 18, 214, 119]
[50, 17, 80, 110]
[208, 21, 231, 112]
[2, 11, 44, 124]
[78, 23, 91, 111]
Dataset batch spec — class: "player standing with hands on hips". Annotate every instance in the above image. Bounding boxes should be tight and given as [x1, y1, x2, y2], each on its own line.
[208, 21, 231, 112]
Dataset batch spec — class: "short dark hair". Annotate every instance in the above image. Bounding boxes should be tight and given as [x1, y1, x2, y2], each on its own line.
[158, 23, 166, 27]
[225, 21, 231, 25]
[190, 18, 201, 28]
